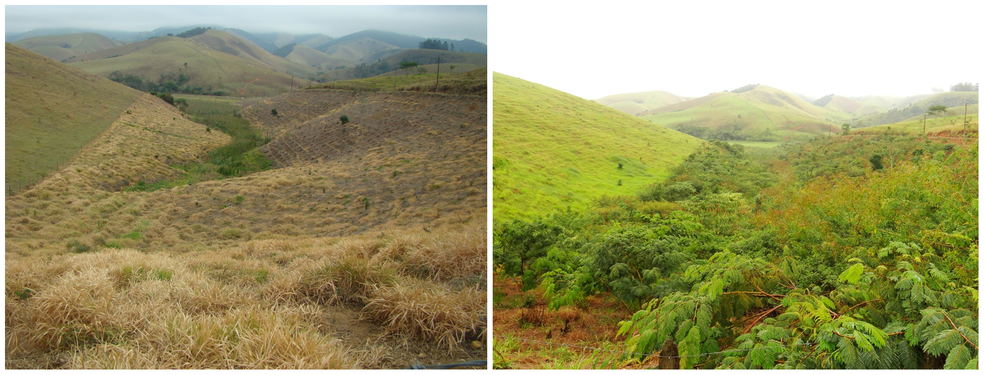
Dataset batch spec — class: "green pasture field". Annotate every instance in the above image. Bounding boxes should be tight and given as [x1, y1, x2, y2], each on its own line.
[5, 44, 143, 195]
[492, 72, 701, 222]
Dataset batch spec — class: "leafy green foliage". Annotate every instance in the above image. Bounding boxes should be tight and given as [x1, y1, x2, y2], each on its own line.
[495, 129, 977, 369]
[493, 219, 563, 290]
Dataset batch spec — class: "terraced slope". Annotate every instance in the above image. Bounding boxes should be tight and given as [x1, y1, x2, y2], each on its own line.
[5, 43, 144, 194]
[492, 72, 702, 221]
[236, 90, 486, 230]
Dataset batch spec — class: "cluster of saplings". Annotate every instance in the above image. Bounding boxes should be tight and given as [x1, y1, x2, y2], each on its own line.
[495, 136, 978, 369]
[149, 91, 187, 111]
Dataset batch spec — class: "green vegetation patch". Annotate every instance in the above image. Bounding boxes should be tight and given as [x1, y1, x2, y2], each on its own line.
[125, 95, 272, 193]
[492, 72, 700, 222]
[494, 133, 978, 369]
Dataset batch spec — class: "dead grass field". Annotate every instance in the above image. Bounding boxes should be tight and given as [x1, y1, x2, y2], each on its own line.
[6, 76, 487, 368]
[6, 227, 486, 369]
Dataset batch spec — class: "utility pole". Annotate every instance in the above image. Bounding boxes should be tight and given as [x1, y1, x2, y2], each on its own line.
[964, 103, 968, 136]
[923, 113, 927, 135]
[435, 55, 442, 92]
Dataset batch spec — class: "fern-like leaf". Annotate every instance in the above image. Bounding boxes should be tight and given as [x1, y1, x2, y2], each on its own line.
[945, 343, 973, 369]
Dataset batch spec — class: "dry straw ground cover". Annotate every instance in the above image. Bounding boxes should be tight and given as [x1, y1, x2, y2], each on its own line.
[6, 84, 487, 368]
[6, 227, 486, 368]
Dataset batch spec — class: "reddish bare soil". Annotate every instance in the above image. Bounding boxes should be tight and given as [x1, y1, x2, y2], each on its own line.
[493, 274, 631, 369]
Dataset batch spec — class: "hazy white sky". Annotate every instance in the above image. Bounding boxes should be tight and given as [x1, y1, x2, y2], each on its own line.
[5, 2, 487, 43]
[490, 0, 981, 99]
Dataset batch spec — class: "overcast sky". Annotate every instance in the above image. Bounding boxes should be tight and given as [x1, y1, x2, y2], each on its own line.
[5, 3, 487, 43]
[491, 0, 980, 99]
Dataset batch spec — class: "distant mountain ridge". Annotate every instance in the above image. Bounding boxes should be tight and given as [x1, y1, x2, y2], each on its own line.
[7, 26, 487, 55]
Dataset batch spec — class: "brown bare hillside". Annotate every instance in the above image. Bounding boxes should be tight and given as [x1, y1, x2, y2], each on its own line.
[6, 92, 486, 368]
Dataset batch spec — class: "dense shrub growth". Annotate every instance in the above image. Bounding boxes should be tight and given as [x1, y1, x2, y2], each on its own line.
[494, 136, 978, 369]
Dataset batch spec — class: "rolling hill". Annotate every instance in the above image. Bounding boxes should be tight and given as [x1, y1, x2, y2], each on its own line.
[593, 90, 688, 116]
[492, 72, 702, 221]
[854, 94, 907, 109]
[65, 29, 316, 96]
[285, 45, 351, 69]
[855, 103, 979, 134]
[637, 85, 848, 142]
[817, 94, 886, 117]
[320, 37, 402, 64]
[6, 59, 487, 369]
[5, 43, 145, 194]
[12, 32, 122, 62]
[855, 91, 979, 127]
[320, 49, 487, 82]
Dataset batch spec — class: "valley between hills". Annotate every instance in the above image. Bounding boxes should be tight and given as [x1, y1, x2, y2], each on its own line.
[492, 73, 978, 369]
[5, 33, 488, 369]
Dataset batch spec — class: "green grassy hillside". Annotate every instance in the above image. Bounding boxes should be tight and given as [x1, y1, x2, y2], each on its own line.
[492, 72, 702, 221]
[5, 43, 144, 194]
[67, 32, 313, 96]
[639, 86, 847, 142]
[594, 90, 688, 116]
[13, 32, 122, 62]
[856, 92, 979, 127]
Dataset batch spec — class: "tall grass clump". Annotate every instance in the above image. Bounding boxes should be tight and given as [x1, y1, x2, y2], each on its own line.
[363, 280, 486, 352]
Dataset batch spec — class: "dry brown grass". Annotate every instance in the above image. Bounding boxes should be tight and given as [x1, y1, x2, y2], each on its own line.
[6, 225, 486, 369]
[363, 280, 486, 351]
[6, 78, 486, 369]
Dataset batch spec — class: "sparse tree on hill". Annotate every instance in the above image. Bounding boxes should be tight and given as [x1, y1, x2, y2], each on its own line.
[400, 61, 418, 82]
[927, 105, 948, 123]
[841, 122, 851, 135]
